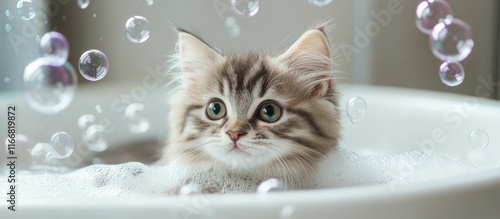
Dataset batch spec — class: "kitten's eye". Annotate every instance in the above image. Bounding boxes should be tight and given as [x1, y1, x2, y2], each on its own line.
[206, 99, 226, 120]
[258, 101, 282, 123]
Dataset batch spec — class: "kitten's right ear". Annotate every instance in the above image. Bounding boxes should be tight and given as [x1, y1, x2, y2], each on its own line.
[178, 30, 222, 75]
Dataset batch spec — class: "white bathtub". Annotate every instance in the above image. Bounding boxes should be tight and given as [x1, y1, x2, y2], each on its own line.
[1, 83, 500, 219]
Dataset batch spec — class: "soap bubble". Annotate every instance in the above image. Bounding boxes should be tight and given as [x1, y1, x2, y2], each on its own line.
[125, 16, 151, 43]
[430, 18, 474, 62]
[179, 183, 202, 195]
[78, 49, 109, 81]
[346, 96, 367, 124]
[125, 103, 150, 133]
[5, 9, 15, 20]
[231, 0, 260, 17]
[257, 178, 287, 193]
[78, 114, 96, 130]
[280, 205, 296, 218]
[16, 0, 36, 21]
[83, 124, 108, 152]
[5, 24, 11, 32]
[308, 0, 333, 7]
[78, 0, 89, 9]
[23, 58, 78, 114]
[31, 142, 57, 165]
[48, 132, 74, 159]
[4, 77, 10, 83]
[415, 0, 453, 34]
[468, 129, 489, 150]
[95, 104, 102, 113]
[40, 31, 69, 65]
[439, 61, 464, 87]
[225, 16, 241, 37]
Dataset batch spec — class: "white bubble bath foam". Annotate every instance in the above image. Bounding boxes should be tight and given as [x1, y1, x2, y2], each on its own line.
[1, 84, 500, 219]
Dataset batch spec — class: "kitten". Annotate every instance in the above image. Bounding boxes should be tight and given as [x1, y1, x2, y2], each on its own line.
[159, 27, 340, 188]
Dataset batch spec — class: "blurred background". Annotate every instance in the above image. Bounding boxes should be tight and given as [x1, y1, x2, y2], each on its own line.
[0, 0, 498, 97]
[0, 0, 498, 169]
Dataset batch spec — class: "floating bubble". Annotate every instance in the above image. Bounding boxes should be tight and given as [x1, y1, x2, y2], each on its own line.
[23, 58, 78, 114]
[31, 142, 57, 165]
[5, 9, 14, 20]
[280, 205, 296, 218]
[415, 0, 453, 34]
[145, 0, 154, 6]
[78, 49, 109, 81]
[95, 104, 102, 113]
[468, 129, 489, 150]
[225, 17, 240, 37]
[5, 24, 11, 32]
[257, 178, 287, 193]
[49, 132, 74, 159]
[77, 0, 90, 9]
[4, 77, 10, 83]
[346, 96, 367, 124]
[78, 114, 96, 130]
[231, 0, 260, 17]
[40, 31, 70, 65]
[179, 183, 202, 195]
[308, 0, 333, 7]
[125, 16, 151, 43]
[439, 61, 464, 86]
[430, 18, 474, 62]
[83, 124, 107, 152]
[16, 0, 36, 21]
[125, 103, 150, 133]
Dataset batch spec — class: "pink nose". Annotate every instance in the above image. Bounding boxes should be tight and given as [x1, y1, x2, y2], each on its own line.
[225, 130, 247, 141]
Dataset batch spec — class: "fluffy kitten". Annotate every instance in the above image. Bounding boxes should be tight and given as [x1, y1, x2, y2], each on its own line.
[160, 27, 340, 186]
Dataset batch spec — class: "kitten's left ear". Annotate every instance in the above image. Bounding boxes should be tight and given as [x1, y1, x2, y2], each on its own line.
[178, 30, 222, 75]
[280, 29, 332, 97]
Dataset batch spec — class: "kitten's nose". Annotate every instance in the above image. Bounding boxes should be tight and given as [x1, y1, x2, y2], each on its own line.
[225, 130, 247, 141]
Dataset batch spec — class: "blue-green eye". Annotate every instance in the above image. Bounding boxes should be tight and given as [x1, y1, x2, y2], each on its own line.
[258, 101, 282, 123]
[206, 99, 226, 120]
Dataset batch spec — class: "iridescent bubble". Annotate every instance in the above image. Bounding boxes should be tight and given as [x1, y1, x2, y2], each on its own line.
[78, 49, 109, 81]
[4, 77, 10, 83]
[231, 0, 260, 17]
[78, 114, 96, 130]
[257, 178, 287, 193]
[125, 103, 150, 133]
[439, 61, 464, 86]
[125, 16, 151, 43]
[468, 129, 489, 150]
[415, 0, 453, 34]
[308, 0, 333, 7]
[179, 183, 202, 195]
[83, 124, 108, 152]
[5, 24, 11, 32]
[78, 0, 90, 9]
[23, 58, 78, 114]
[346, 96, 367, 124]
[40, 31, 70, 65]
[430, 18, 474, 62]
[48, 132, 74, 159]
[16, 0, 36, 21]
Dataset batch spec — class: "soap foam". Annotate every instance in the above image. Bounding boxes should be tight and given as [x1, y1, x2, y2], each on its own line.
[1, 148, 494, 199]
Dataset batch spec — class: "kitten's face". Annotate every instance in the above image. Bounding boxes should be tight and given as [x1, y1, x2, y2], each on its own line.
[164, 29, 340, 178]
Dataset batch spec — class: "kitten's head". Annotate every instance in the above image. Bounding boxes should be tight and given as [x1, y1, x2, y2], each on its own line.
[164, 28, 340, 179]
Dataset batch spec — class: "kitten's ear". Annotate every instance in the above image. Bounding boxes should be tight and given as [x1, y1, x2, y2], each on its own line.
[178, 30, 222, 75]
[280, 29, 332, 97]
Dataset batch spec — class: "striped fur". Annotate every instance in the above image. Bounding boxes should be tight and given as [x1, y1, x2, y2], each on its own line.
[159, 28, 340, 187]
